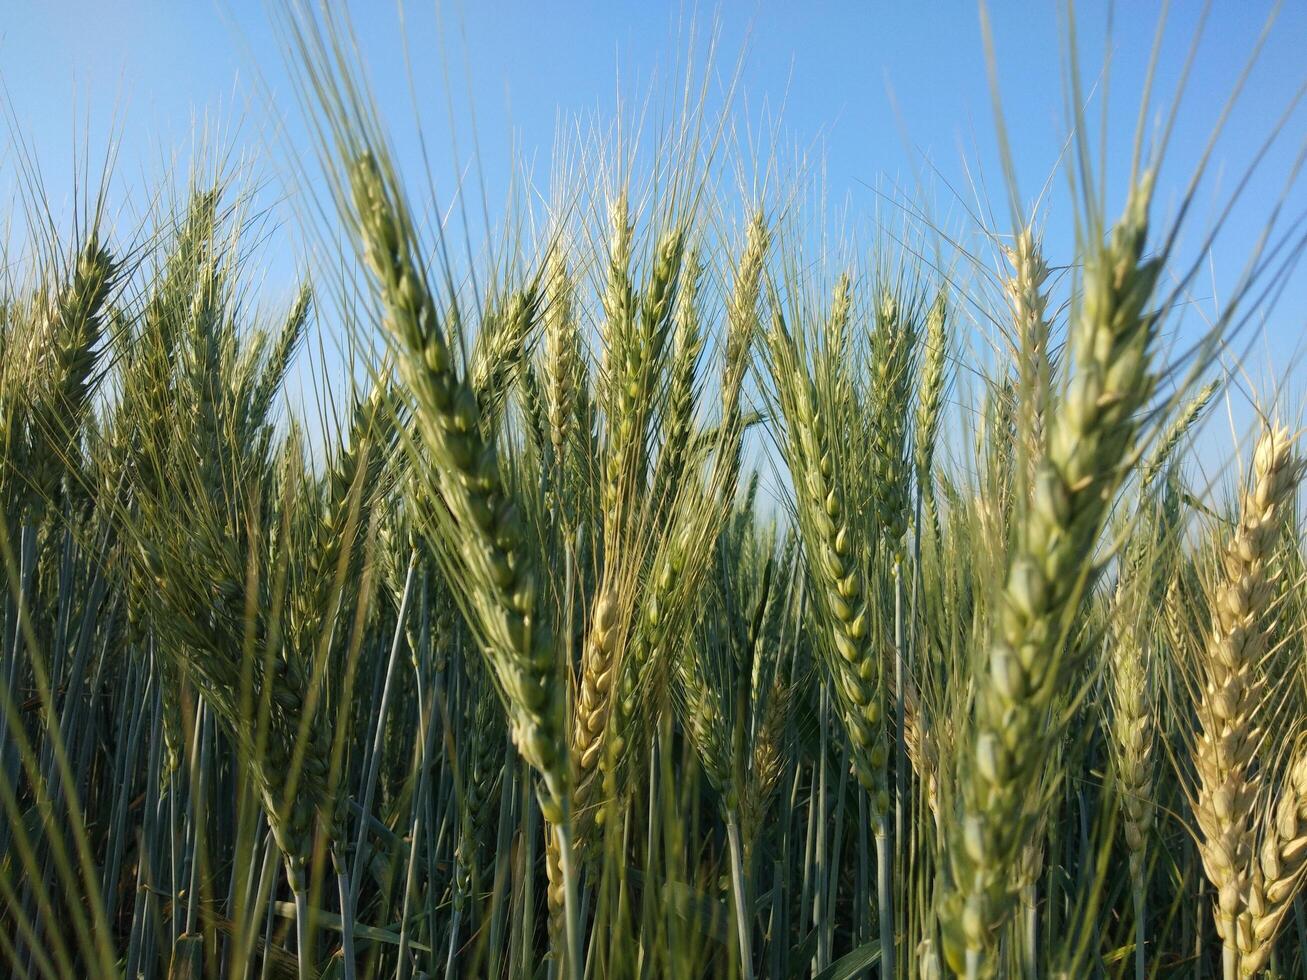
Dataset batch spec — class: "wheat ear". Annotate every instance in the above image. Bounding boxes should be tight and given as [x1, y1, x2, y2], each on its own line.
[1241, 753, 1307, 975]
[913, 291, 949, 543]
[1191, 424, 1301, 978]
[347, 152, 580, 973]
[941, 173, 1163, 974]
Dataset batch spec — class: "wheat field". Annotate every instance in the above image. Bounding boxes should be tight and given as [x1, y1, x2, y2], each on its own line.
[3, 4, 1307, 979]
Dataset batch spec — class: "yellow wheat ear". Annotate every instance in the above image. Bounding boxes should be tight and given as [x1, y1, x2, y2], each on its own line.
[1191, 424, 1304, 978]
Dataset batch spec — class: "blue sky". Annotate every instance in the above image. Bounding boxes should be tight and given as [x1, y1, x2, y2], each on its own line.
[4, 1, 1305, 474]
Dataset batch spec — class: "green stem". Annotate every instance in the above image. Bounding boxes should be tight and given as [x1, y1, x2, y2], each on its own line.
[875, 818, 895, 980]
[555, 817, 583, 980]
[518, 765, 536, 980]
[887, 561, 903, 980]
[1133, 872, 1145, 980]
[814, 690, 829, 972]
[288, 861, 312, 980]
[893, 561, 905, 857]
[1023, 881, 1037, 978]
[444, 905, 462, 979]
[725, 809, 754, 980]
[333, 847, 356, 980]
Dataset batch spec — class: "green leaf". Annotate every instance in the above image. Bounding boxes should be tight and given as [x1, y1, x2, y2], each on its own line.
[810, 940, 881, 980]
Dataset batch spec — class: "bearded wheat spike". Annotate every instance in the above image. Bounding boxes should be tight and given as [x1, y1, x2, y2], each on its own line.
[869, 287, 917, 560]
[739, 670, 792, 860]
[543, 246, 581, 461]
[1142, 379, 1220, 491]
[657, 246, 703, 504]
[1241, 754, 1307, 976]
[1118, 658, 1156, 862]
[941, 173, 1164, 973]
[46, 237, 118, 420]
[1189, 424, 1302, 977]
[1003, 226, 1052, 475]
[350, 151, 585, 975]
[600, 219, 766, 828]
[826, 271, 853, 364]
[544, 822, 567, 962]
[723, 213, 767, 417]
[914, 291, 949, 534]
[1108, 565, 1156, 980]
[765, 315, 886, 809]
[903, 674, 941, 819]
[540, 244, 589, 538]
[613, 516, 691, 761]
[249, 282, 311, 424]
[572, 588, 622, 833]
[28, 236, 117, 512]
[349, 152, 569, 814]
[1108, 578, 1156, 880]
[471, 286, 540, 424]
[599, 195, 637, 533]
[601, 217, 685, 556]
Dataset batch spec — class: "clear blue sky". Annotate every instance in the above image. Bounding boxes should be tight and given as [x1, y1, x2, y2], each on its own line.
[4, 1, 1305, 471]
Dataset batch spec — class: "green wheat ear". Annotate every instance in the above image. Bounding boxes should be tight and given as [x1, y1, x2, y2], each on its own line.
[941, 171, 1164, 974]
[349, 151, 570, 816]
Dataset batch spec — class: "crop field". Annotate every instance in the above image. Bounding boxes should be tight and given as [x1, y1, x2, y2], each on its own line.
[2, 4, 1307, 979]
